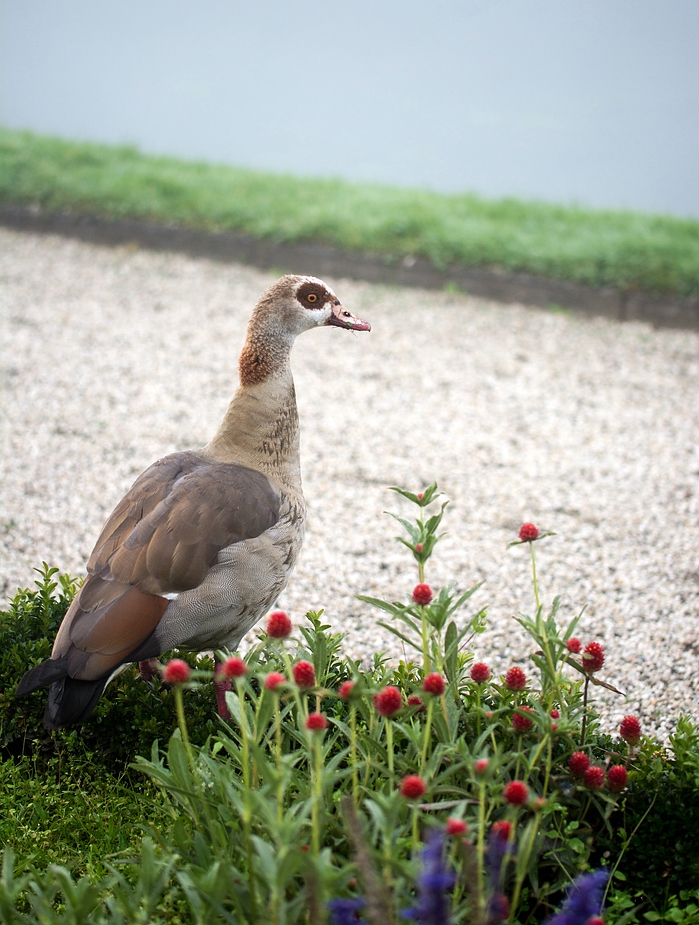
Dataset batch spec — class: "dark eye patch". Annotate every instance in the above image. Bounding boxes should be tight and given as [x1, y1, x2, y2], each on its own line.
[296, 281, 329, 308]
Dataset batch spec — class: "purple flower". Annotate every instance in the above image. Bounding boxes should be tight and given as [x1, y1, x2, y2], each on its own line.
[401, 831, 456, 924]
[327, 897, 366, 925]
[542, 869, 609, 925]
[486, 824, 515, 893]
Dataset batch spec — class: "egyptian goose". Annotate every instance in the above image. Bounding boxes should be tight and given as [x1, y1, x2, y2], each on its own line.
[16, 275, 371, 727]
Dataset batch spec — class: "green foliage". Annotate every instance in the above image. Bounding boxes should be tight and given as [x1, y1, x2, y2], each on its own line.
[594, 716, 699, 909]
[1, 125, 698, 296]
[0, 565, 219, 771]
[2, 487, 699, 922]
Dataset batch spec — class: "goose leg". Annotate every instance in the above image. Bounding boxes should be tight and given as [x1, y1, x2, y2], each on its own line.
[214, 660, 231, 719]
[138, 659, 160, 681]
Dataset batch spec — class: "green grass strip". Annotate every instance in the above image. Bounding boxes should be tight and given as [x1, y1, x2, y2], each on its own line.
[2, 126, 698, 296]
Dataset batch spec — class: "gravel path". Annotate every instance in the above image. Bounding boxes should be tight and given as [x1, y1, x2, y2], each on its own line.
[1, 227, 698, 741]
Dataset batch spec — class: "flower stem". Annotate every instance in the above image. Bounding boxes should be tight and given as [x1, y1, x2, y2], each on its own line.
[529, 540, 540, 611]
[420, 698, 434, 773]
[581, 676, 590, 746]
[350, 702, 359, 805]
[476, 779, 486, 916]
[386, 718, 394, 777]
[310, 735, 323, 856]
[236, 679, 258, 924]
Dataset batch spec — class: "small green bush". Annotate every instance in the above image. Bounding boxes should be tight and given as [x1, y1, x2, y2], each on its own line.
[0, 565, 219, 772]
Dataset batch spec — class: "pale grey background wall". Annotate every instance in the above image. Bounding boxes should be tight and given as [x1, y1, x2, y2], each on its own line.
[1, 0, 697, 217]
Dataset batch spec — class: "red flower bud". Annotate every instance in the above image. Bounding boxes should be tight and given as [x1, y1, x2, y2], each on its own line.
[162, 659, 190, 685]
[218, 656, 247, 679]
[412, 583, 433, 605]
[338, 680, 355, 700]
[568, 751, 590, 777]
[512, 706, 534, 733]
[292, 660, 316, 689]
[619, 715, 642, 745]
[491, 820, 511, 841]
[566, 637, 582, 654]
[518, 523, 539, 542]
[305, 712, 328, 732]
[422, 673, 446, 696]
[266, 610, 292, 638]
[373, 685, 403, 717]
[607, 765, 628, 792]
[503, 780, 529, 806]
[584, 766, 605, 790]
[582, 641, 605, 673]
[264, 671, 285, 691]
[470, 662, 491, 683]
[400, 774, 427, 800]
[505, 667, 527, 691]
[445, 817, 468, 836]
[407, 694, 426, 712]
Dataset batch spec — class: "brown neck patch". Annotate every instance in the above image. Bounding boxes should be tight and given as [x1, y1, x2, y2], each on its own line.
[238, 341, 274, 386]
[238, 326, 291, 386]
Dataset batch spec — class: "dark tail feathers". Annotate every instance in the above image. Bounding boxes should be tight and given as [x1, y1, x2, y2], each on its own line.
[16, 657, 108, 729]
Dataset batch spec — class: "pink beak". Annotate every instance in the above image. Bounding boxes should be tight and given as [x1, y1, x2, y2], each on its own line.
[326, 303, 372, 332]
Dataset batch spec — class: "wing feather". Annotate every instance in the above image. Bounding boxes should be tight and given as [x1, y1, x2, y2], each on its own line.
[48, 451, 280, 681]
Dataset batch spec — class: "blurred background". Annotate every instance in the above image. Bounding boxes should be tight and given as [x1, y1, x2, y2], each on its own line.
[1, 0, 697, 218]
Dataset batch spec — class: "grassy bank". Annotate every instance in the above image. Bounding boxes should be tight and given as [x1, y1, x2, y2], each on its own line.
[2, 126, 698, 297]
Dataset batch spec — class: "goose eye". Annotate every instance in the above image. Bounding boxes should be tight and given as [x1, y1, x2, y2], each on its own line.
[307, 293, 318, 303]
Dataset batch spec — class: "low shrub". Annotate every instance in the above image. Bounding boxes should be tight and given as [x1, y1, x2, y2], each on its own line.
[1, 483, 698, 922]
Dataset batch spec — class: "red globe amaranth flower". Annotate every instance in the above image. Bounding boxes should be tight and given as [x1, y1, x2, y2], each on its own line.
[292, 660, 316, 689]
[445, 818, 468, 836]
[373, 685, 403, 717]
[264, 671, 285, 691]
[415, 543, 423, 552]
[218, 656, 247, 679]
[162, 659, 190, 685]
[566, 637, 582, 654]
[518, 522, 539, 542]
[417, 492, 424, 500]
[305, 712, 328, 732]
[568, 752, 591, 777]
[338, 680, 355, 700]
[266, 610, 292, 638]
[422, 673, 446, 696]
[512, 706, 534, 733]
[412, 583, 433, 605]
[407, 694, 425, 711]
[550, 709, 560, 719]
[619, 714, 642, 745]
[587, 919, 604, 925]
[503, 780, 529, 806]
[491, 820, 511, 841]
[474, 758, 489, 775]
[505, 666, 527, 691]
[470, 662, 491, 683]
[584, 766, 605, 790]
[607, 765, 628, 792]
[582, 641, 605, 673]
[400, 774, 427, 800]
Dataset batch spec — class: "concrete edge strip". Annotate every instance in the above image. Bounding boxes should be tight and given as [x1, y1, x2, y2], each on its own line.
[1, 203, 697, 331]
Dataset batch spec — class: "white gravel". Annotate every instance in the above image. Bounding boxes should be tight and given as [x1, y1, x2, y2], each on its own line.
[1, 228, 698, 742]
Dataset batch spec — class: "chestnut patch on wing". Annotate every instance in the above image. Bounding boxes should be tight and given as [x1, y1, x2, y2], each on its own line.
[296, 281, 332, 309]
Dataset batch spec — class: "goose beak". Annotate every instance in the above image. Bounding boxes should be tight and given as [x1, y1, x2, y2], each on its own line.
[325, 302, 372, 332]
